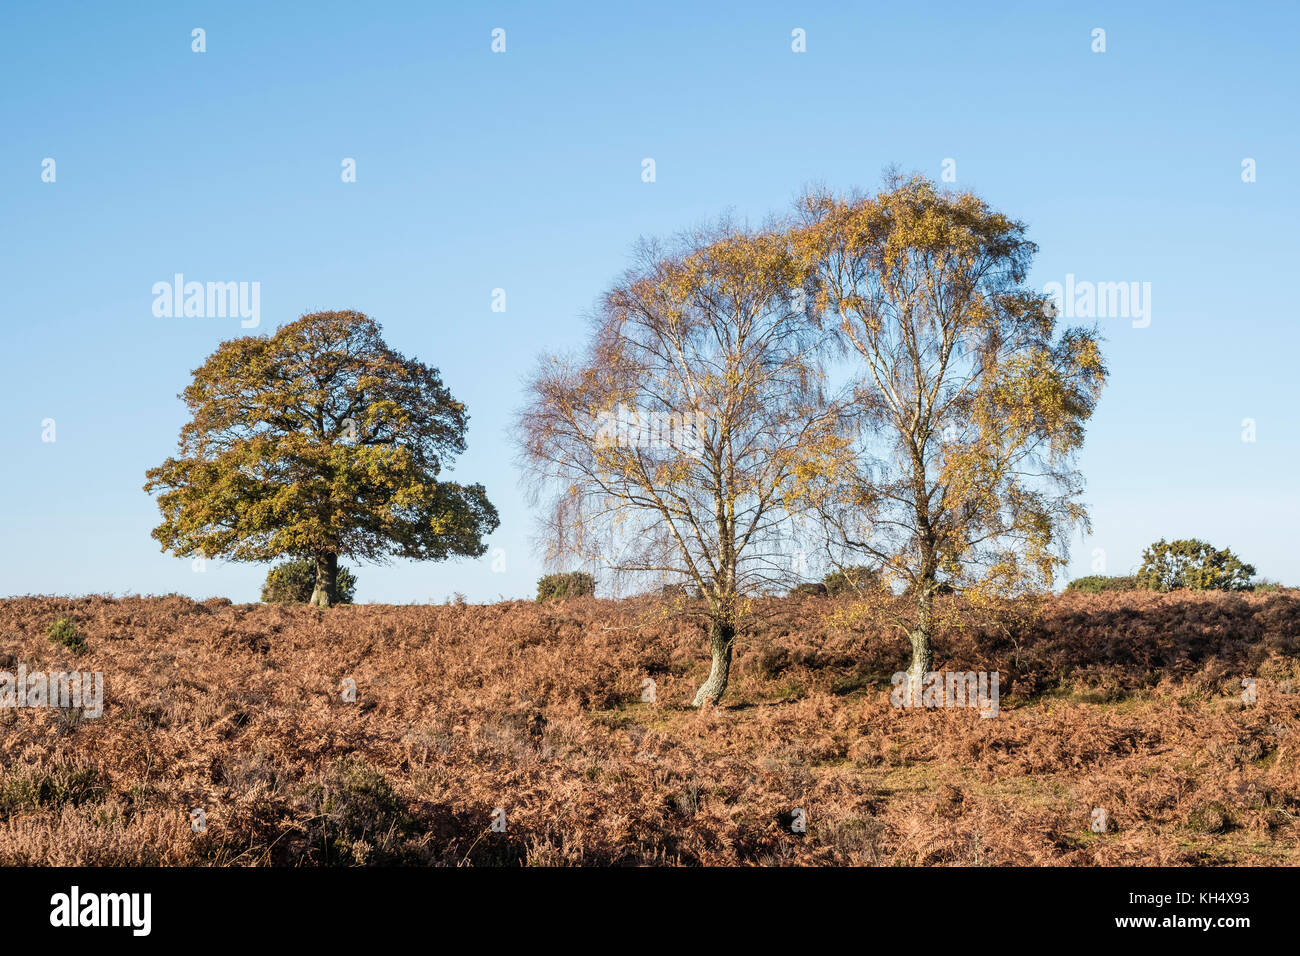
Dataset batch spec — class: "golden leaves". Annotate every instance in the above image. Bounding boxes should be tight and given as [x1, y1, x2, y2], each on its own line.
[144, 311, 499, 564]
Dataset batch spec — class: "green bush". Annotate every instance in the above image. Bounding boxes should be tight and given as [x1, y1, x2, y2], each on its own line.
[822, 566, 880, 596]
[296, 758, 416, 865]
[903, 580, 956, 597]
[536, 572, 595, 601]
[261, 559, 357, 604]
[656, 582, 690, 598]
[789, 582, 829, 598]
[1065, 574, 1141, 594]
[45, 617, 85, 652]
[1136, 539, 1255, 593]
[0, 764, 103, 813]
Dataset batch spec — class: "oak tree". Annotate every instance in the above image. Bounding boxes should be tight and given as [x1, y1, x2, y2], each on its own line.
[145, 311, 499, 604]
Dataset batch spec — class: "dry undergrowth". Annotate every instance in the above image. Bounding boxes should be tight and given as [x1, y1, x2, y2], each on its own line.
[0, 590, 1296, 866]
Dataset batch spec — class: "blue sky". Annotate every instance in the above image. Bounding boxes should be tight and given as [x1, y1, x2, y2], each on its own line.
[2, 0, 1297, 602]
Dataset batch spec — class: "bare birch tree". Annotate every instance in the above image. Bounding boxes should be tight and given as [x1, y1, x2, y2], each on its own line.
[795, 175, 1107, 693]
[518, 224, 838, 706]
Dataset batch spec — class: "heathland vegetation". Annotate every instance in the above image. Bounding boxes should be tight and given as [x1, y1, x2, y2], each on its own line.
[0, 588, 1295, 865]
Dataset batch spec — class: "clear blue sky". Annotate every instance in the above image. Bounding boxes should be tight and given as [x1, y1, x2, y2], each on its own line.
[2, 0, 1297, 602]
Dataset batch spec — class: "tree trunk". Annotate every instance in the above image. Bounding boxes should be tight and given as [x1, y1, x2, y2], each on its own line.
[691, 619, 735, 707]
[905, 584, 934, 704]
[309, 552, 338, 607]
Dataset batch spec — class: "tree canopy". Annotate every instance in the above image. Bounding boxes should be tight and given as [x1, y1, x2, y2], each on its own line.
[1137, 538, 1255, 592]
[144, 310, 499, 604]
[518, 224, 840, 705]
[520, 177, 1108, 704]
[794, 174, 1107, 686]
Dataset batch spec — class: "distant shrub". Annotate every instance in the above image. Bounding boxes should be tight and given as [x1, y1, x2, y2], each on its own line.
[1065, 575, 1141, 594]
[822, 566, 881, 597]
[1136, 539, 1255, 593]
[45, 617, 85, 652]
[537, 572, 595, 601]
[656, 582, 690, 599]
[690, 578, 716, 599]
[789, 582, 829, 598]
[261, 559, 357, 605]
[903, 580, 956, 597]
[1252, 579, 1285, 593]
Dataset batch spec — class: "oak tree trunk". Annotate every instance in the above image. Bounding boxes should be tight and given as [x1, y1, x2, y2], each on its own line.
[309, 551, 338, 607]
